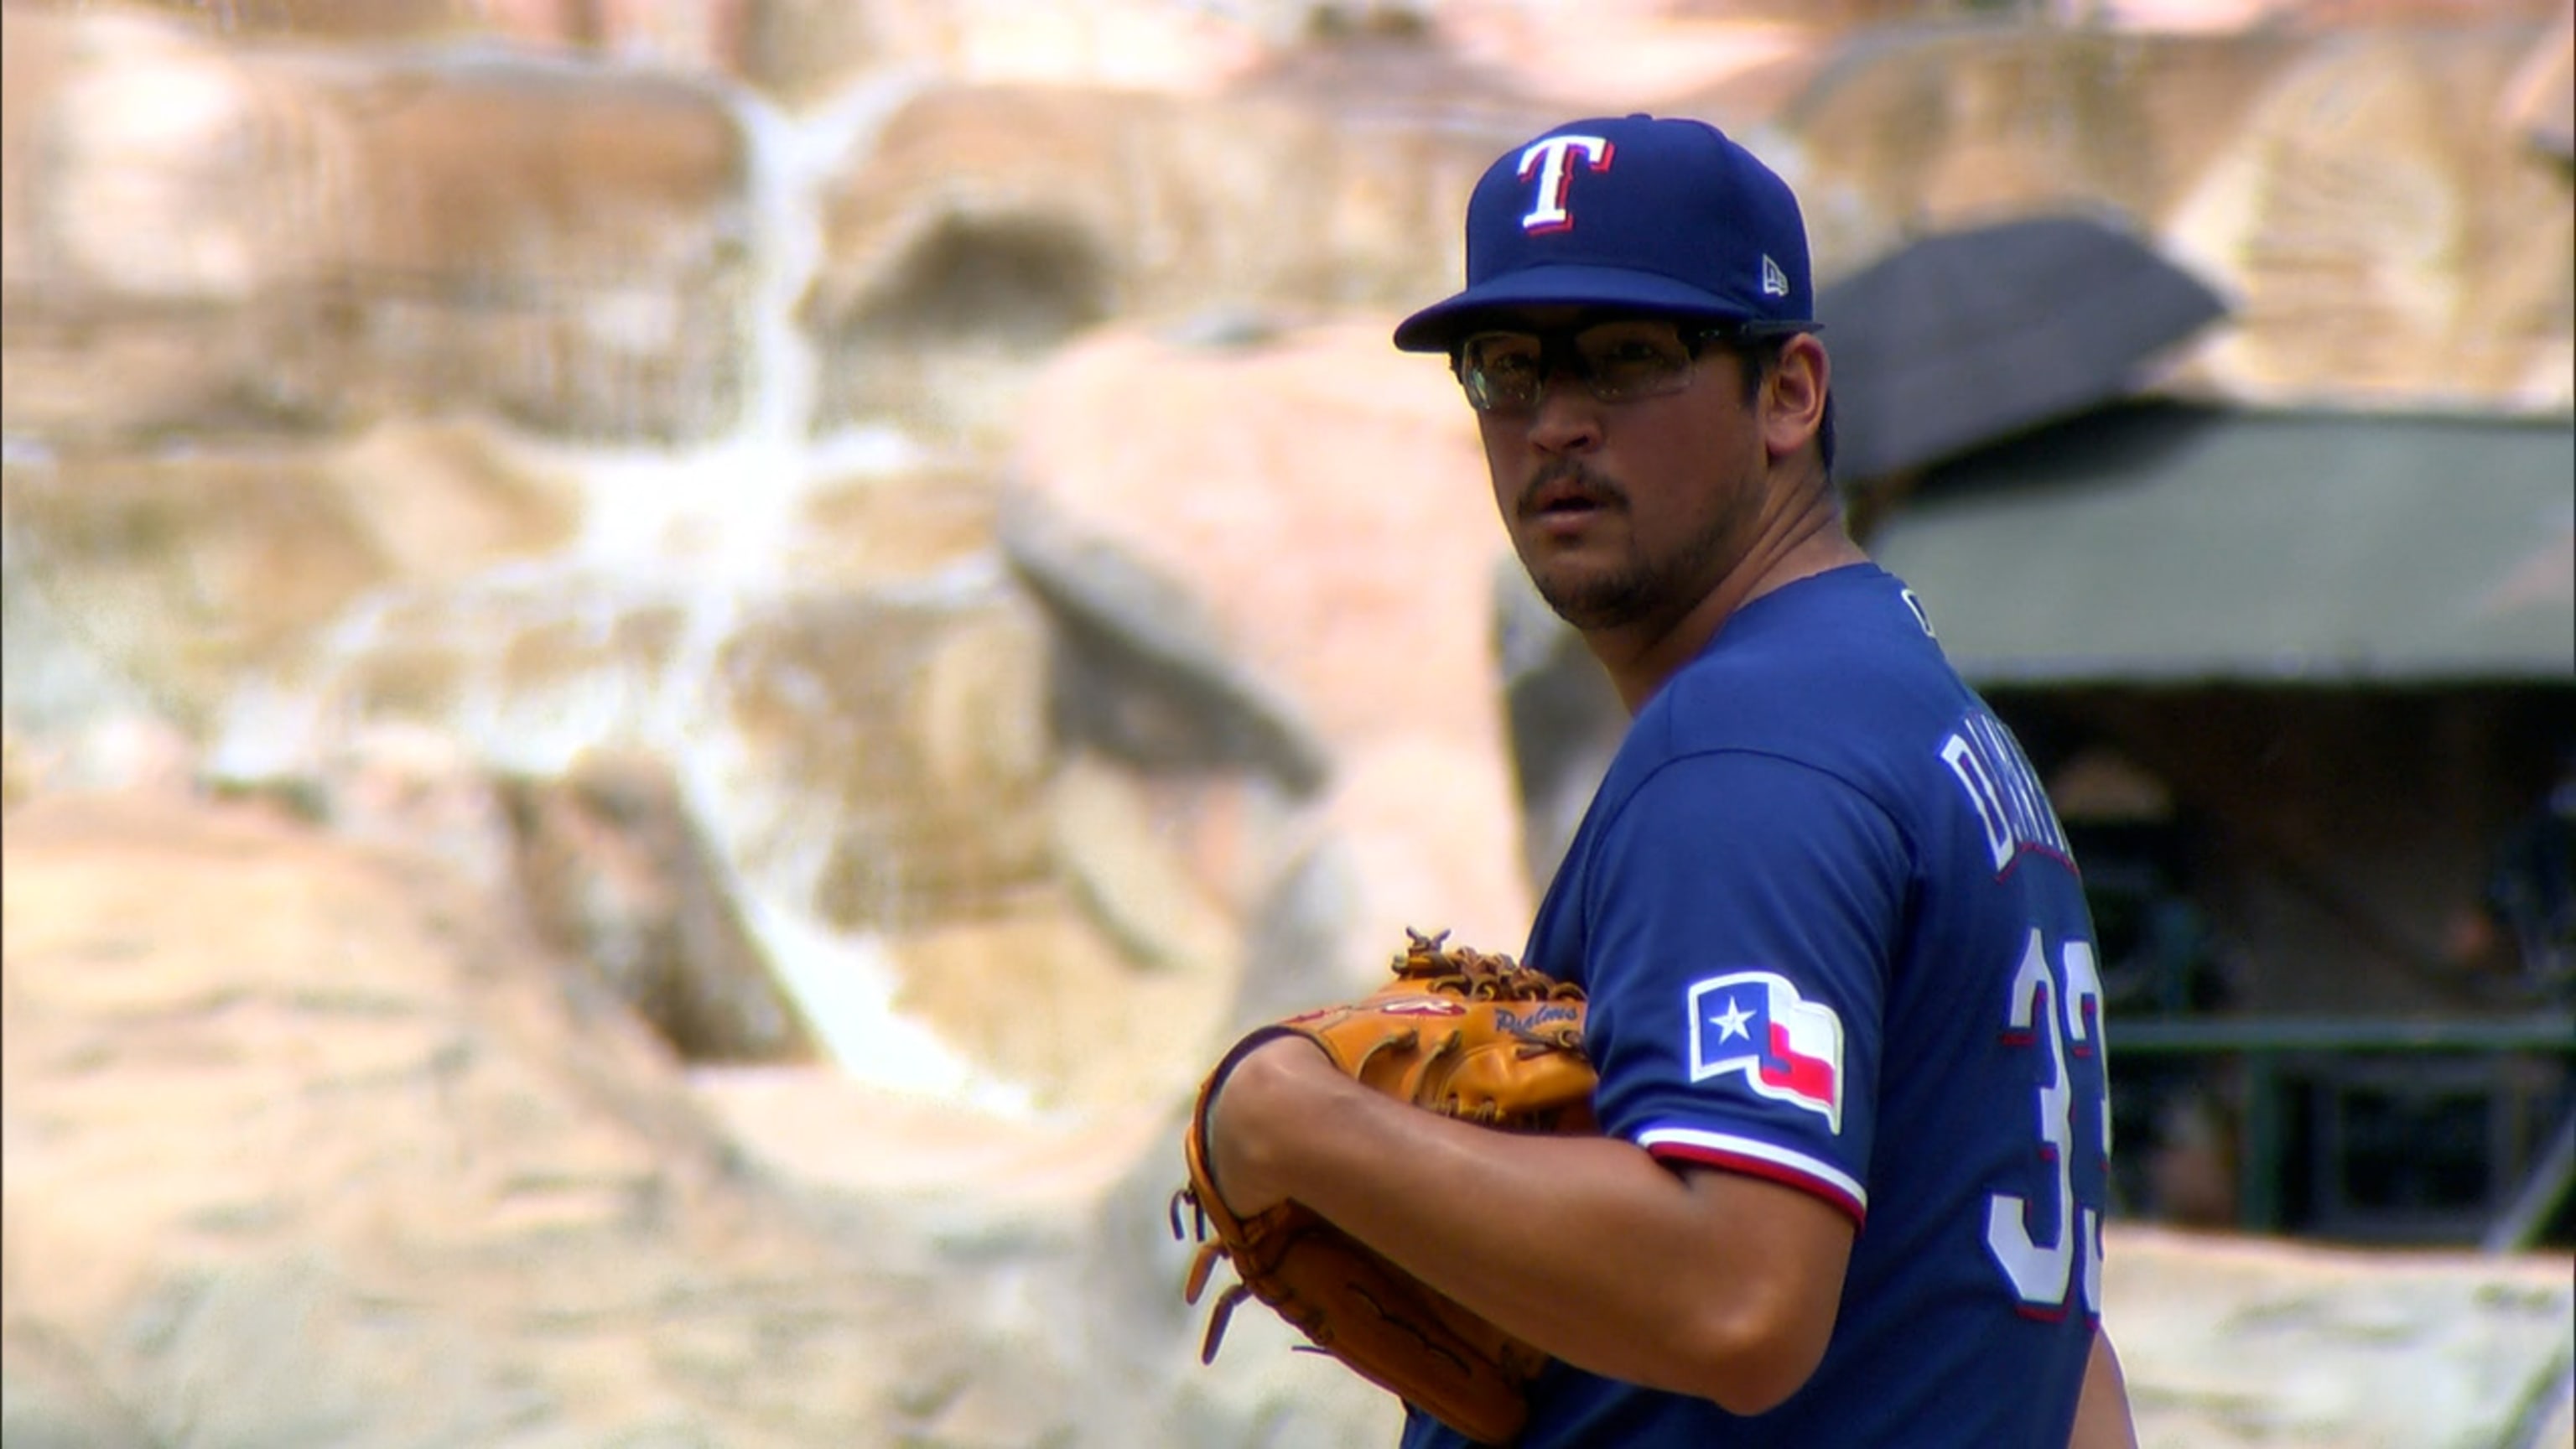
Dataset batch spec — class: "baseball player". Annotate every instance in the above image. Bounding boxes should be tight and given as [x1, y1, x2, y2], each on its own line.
[1201, 113, 2139, 1446]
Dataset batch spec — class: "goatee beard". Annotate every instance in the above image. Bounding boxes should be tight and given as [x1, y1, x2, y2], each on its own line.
[1523, 475, 1740, 635]
[1536, 560, 1659, 632]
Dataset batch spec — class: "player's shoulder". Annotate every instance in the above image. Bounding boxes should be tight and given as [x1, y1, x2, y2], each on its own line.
[1645, 564, 1968, 764]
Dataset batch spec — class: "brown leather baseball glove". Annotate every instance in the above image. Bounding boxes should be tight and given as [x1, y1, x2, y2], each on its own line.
[1169, 928, 1596, 1446]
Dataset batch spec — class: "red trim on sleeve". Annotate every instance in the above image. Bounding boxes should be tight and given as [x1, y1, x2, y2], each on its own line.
[1648, 1140, 1868, 1227]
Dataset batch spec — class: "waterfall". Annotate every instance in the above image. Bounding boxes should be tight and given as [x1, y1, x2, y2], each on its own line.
[201, 62, 1042, 1116]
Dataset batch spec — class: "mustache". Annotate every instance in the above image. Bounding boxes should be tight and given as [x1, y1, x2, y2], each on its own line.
[1516, 461, 1627, 518]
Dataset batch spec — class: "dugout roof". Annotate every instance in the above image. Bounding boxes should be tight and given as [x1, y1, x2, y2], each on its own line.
[1867, 402, 2576, 684]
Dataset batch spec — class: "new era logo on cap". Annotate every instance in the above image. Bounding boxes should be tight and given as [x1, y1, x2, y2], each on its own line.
[1394, 114, 1817, 353]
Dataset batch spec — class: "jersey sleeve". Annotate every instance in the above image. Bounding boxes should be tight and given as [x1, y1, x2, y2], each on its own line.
[1579, 747, 1909, 1223]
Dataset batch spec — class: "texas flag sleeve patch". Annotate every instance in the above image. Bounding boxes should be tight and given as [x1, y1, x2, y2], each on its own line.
[1685, 970, 1847, 1135]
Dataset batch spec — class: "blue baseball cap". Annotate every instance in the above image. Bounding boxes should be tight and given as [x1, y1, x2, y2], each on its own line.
[1392, 114, 1818, 353]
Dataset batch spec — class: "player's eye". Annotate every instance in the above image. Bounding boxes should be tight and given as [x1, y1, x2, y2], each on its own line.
[1458, 333, 1547, 410]
[1572, 325, 1693, 400]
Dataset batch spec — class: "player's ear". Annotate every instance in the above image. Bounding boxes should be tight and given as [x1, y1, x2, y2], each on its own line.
[1762, 333, 1829, 465]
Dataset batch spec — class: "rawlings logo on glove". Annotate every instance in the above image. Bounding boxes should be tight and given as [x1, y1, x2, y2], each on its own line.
[1170, 929, 1597, 1446]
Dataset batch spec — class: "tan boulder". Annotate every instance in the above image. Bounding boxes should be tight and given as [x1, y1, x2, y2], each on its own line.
[0, 729, 33, 812]
[138, 428, 1312, 1104]
[1775, 27, 2307, 273]
[0, 792, 928, 1445]
[2161, 28, 2576, 408]
[1, 5, 754, 446]
[2, 449, 376, 731]
[9, 0, 566, 45]
[687, 1062, 1171, 1203]
[201, 549, 1055, 925]
[2102, 1223, 2575, 1449]
[0, 421, 580, 734]
[502, 748, 821, 1064]
[1772, 23, 2574, 412]
[2532, 1386, 2576, 1449]
[688, 1058, 1413, 1446]
[288, 46, 753, 439]
[878, 879, 1239, 1112]
[0, 4, 64, 293]
[0, 1317, 154, 1449]
[0, 7, 348, 440]
[8, 8, 331, 304]
[292, 719, 524, 902]
[735, 0, 895, 110]
[1435, 0, 1835, 115]
[326, 419, 594, 583]
[211, 719, 818, 1068]
[1009, 319, 1533, 995]
[719, 581, 1059, 930]
[1, 786, 1400, 1446]
[787, 460, 1005, 586]
[2500, 3, 2573, 158]
[0, 710, 198, 804]
[817, 0, 1271, 97]
[19, 0, 1275, 108]
[1050, 748, 1244, 977]
[802, 81, 1540, 442]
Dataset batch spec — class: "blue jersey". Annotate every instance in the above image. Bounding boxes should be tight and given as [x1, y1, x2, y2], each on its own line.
[1404, 564, 2111, 1448]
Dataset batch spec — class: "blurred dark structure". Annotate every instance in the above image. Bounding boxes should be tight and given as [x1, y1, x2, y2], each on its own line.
[1816, 213, 2231, 485]
[1866, 401, 2576, 1249]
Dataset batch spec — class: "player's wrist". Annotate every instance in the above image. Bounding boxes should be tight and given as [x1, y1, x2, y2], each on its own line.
[1205, 1031, 1333, 1214]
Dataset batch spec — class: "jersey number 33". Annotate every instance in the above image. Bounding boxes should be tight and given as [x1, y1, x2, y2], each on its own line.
[1986, 927, 2111, 1320]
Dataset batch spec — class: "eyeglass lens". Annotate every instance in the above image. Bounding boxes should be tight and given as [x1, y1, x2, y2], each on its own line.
[1457, 319, 1701, 412]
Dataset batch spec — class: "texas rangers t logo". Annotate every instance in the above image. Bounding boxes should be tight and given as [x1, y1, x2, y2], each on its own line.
[1517, 134, 1612, 234]
[1687, 971, 1846, 1134]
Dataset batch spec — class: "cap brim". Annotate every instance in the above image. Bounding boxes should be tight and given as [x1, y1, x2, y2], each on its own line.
[1391, 264, 1768, 352]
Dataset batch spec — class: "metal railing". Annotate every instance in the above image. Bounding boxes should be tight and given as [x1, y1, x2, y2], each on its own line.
[2110, 1012, 2576, 1248]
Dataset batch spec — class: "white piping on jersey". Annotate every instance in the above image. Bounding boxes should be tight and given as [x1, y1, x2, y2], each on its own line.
[1635, 1126, 1869, 1213]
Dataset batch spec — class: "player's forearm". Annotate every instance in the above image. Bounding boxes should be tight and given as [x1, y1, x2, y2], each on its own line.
[2069, 1329, 2139, 1449]
[1219, 1046, 1845, 1411]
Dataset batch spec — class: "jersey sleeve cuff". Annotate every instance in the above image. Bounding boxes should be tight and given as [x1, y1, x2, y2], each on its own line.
[1637, 1125, 1869, 1225]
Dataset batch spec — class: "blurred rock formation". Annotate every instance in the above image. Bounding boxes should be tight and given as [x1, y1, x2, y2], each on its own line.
[0, 790, 1403, 1446]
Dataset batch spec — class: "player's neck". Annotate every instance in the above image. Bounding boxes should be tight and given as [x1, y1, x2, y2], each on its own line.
[1585, 491, 1865, 714]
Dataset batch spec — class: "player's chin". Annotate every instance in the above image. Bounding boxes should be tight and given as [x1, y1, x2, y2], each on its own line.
[1531, 562, 1656, 634]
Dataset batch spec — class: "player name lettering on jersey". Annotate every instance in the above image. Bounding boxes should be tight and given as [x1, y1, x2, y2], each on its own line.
[1939, 709, 2073, 875]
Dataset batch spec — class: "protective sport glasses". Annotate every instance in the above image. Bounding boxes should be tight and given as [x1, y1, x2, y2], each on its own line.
[1452, 318, 1808, 413]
